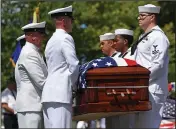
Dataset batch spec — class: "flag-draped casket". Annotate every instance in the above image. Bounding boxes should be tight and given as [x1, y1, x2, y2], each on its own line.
[72, 57, 152, 121]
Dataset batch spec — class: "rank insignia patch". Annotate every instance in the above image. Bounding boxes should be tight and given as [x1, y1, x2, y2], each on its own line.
[152, 45, 159, 55]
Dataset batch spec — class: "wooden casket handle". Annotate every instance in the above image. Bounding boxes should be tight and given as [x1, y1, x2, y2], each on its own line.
[106, 89, 139, 106]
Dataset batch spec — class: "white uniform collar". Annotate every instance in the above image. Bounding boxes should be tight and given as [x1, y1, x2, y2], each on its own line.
[25, 42, 39, 51]
[142, 25, 163, 37]
[150, 25, 164, 33]
[56, 29, 67, 33]
[151, 25, 160, 30]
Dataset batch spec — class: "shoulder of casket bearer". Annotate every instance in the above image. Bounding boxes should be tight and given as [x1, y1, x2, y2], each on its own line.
[21, 21, 46, 33]
[48, 5, 73, 18]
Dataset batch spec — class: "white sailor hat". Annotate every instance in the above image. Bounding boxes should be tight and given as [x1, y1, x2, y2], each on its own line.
[100, 33, 115, 41]
[115, 29, 133, 36]
[48, 5, 73, 18]
[138, 4, 160, 14]
[21, 21, 46, 34]
[16, 34, 25, 41]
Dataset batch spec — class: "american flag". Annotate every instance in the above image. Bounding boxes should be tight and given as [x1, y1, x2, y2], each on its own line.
[160, 119, 176, 129]
[162, 98, 175, 119]
[168, 82, 175, 92]
[78, 56, 138, 89]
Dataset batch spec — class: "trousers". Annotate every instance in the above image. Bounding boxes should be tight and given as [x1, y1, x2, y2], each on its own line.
[43, 102, 72, 128]
[133, 92, 167, 128]
[17, 112, 44, 128]
[3, 113, 18, 129]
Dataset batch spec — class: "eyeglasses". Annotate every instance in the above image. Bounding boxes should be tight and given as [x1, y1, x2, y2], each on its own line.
[138, 14, 152, 19]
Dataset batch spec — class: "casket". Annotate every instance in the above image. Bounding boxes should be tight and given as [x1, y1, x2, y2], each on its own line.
[72, 66, 152, 121]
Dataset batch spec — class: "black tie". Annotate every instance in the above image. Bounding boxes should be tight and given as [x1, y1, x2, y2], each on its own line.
[118, 51, 128, 58]
[111, 52, 117, 57]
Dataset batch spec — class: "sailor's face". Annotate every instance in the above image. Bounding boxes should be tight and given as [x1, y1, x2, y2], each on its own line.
[33, 32, 46, 49]
[100, 40, 112, 56]
[115, 35, 125, 52]
[138, 13, 153, 29]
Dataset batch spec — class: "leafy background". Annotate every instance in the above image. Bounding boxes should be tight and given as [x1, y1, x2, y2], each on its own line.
[1, 1, 175, 90]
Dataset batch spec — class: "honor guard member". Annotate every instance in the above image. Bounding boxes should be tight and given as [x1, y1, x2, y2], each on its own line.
[81, 33, 116, 129]
[42, 5, 80, 128]
[1, 79, 18, 129]
[99, 32, 120, 57]
[114, 29, 134, 60]
[76, 33, 115, 129]
[15, 21, 48, 128]
[15, 34, 26, 92]
[106, 29, 135, 128]
[132, 4, 170, 128]
[99, 32, 121, 128]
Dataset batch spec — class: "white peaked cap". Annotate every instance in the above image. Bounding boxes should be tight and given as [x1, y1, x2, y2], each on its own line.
[115, 29, 133, 36]
[100, 33, 115, 41]
[16, 34, 25, 41]
[48, 5, 72, 17]
[21, 21, 46, 30]
[138, 4, 160, 14]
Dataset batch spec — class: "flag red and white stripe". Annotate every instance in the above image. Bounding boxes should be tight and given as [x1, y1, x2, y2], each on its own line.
[112, 56, 138, 66]
[160, 120, 176, 129]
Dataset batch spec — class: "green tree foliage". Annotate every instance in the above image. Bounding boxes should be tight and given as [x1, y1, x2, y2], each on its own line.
[158, 1, 176, 82]
[1, 1, 175, 90]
